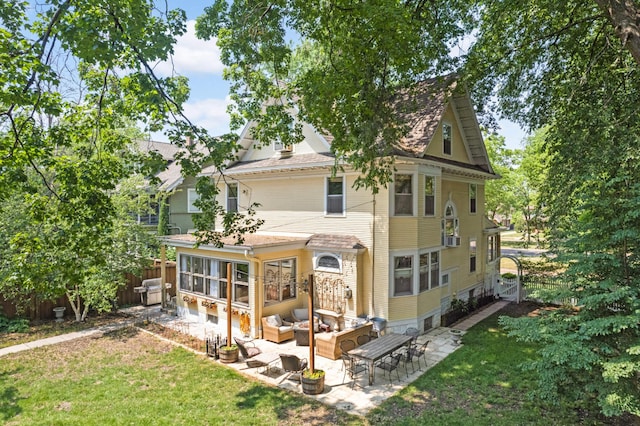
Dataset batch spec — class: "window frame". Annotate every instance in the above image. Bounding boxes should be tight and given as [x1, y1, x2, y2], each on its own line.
[226, 182, 238, 213]
[443, 122, 452, 155]
[394, 173, 414, 216]
[469, 183, 477, 214]
[314, 252, 342, 273]
[469, 237, 477, 273]
[263, 258, 298, 306]
[187, 188, 201, 213]
[419, 250, 440, 293]
[179, 254, 249, 306]
[424, 175, 436, 216]
[325, 176, 345, 215]
[392, 254, 414, 297]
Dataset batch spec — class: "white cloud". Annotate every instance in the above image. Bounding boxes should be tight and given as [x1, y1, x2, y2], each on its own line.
[183, 96, 232, 136]
[153, 20, 223, 76]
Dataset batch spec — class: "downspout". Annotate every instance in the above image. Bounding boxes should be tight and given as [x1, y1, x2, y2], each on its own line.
[371, 194, 376, 315]
[244, 250, 261, 338]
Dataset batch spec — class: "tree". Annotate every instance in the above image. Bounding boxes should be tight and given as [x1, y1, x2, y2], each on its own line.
[195, 1, 467, 192]
[483, 131, 521, 222]
[197, 1, 639, 418]
[465, 1, 640, 417]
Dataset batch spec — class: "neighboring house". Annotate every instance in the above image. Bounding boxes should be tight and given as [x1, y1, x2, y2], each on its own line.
[163, 77, 502, 339]
[134, 139, 201, 235]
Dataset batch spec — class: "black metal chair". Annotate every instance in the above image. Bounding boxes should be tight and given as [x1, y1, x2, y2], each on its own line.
[341, 353, 369, 389]
[376, 353, 402, 383]
[400, 345, 416, 377]
[234, 337, 263, 368]
[404, 327, 420, 342]
[279, 354, 308, 383]
[410, 340, 430, 370]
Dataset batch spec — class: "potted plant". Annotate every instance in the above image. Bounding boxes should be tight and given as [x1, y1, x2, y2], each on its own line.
[301, 368, 325, 395]
[219, 262, 238, 364]
[218, 344, 239, 363]
[299, 276, 325, 395]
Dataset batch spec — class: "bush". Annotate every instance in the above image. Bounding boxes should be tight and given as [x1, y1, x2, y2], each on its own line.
[0, 314, 30, 333]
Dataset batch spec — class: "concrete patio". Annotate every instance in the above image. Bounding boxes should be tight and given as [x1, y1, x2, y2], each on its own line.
[126, 301, 510, 416]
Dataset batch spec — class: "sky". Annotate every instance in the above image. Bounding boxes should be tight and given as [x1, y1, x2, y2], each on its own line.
[155, 2, 528, 150]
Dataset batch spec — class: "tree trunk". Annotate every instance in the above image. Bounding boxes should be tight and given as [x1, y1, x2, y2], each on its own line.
[594, 0, 640, 66]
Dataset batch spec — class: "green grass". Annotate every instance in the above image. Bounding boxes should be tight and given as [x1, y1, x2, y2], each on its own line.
[1, 308, 628, 425]
[0, 327, 360, 426]
[368, 309, 614, 426]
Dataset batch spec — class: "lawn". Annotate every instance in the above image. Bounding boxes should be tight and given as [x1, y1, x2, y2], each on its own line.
[0, 304, 631, 425]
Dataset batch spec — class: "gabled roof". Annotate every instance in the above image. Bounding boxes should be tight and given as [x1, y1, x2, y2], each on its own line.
[212, 75, 495, 178]
[134, 139, 208, 191]
[391, 76, 494, 174]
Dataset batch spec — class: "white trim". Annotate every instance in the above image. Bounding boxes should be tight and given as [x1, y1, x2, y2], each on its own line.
[324, 175, 346, 217]
[391, 172, 417, 217]
[389, 250, 417, 297]
[442, 121, 453, 156]
[313, 252, 342, 273]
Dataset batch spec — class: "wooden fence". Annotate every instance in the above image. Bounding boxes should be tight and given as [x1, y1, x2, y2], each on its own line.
[0, 261, 176, 320]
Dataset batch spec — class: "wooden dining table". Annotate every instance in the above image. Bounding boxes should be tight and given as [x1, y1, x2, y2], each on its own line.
[347, 333, 414, 385]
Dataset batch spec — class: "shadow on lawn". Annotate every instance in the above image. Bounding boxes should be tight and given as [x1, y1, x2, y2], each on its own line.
[0, 369, 23, 421]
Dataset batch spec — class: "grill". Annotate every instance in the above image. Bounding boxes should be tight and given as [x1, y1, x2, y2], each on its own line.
[134, 278, 170, 306]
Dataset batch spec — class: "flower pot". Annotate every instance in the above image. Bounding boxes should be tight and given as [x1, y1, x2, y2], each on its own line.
[53, 307, 66, 322]
[218, 346, 238, 363]
[301, 370, 325, 395]
[450, 329, 463, 345]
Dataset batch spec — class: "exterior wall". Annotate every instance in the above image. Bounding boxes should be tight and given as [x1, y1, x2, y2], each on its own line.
[168, 175, 198, 234]
[169, 101, 495, 336]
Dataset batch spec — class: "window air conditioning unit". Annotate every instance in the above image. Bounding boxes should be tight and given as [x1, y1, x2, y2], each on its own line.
[446, 235, 461, 247]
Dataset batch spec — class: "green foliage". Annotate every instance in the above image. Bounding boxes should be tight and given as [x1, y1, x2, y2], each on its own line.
[0, 314, 29, 334]
[196, 1, 467, 192]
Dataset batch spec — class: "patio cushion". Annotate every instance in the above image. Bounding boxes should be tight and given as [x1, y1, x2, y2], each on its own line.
[265, 314, 282, 327]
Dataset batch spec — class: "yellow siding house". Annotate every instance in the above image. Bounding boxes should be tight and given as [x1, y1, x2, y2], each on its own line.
[163, 77, 501, 339]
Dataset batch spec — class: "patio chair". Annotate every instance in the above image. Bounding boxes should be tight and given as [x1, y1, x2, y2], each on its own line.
[410, 340, 430, 370]
[341, 353, 369, 389]
[339, 339, 356, 354]
[356, 334, 371, 346]
[279, 354, 308, 384]
[404, 327, 420, 343]
[234, 337, 263, 368]
[400, 346, 416, 377]
[376, 353, 402, 384]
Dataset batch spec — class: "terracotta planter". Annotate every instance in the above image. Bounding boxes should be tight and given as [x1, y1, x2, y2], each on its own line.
[301, 371, 325, 395]
[219, 346, 238, 363]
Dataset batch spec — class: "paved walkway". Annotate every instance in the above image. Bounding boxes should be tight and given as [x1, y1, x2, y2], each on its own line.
[0, 300, 511, 416]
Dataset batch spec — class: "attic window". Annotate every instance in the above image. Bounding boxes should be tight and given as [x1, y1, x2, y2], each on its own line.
[443, 123, 452, 155]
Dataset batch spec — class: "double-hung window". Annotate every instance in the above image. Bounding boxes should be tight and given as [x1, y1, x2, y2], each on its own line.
[443, 123, 452, 155]
[469, 183, 477, 214]
[393, 255, 413, 296]
[227, 182, 238, 213]
[424, 176, 435, 216]
[326, 177, 344, 215]
[394, 174, 413, 216]
[419, 251, 440, 292]
[469, 238, 477, 272]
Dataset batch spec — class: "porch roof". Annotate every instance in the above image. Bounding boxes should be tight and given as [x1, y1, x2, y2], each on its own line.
[162, 232, 311, 253]
[163, 232, 366, 254]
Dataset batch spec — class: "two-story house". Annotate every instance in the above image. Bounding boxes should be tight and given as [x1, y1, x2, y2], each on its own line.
[162, 77, 502, 339]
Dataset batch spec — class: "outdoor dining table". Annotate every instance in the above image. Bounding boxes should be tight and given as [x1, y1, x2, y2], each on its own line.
[347, 333, 414, 385]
